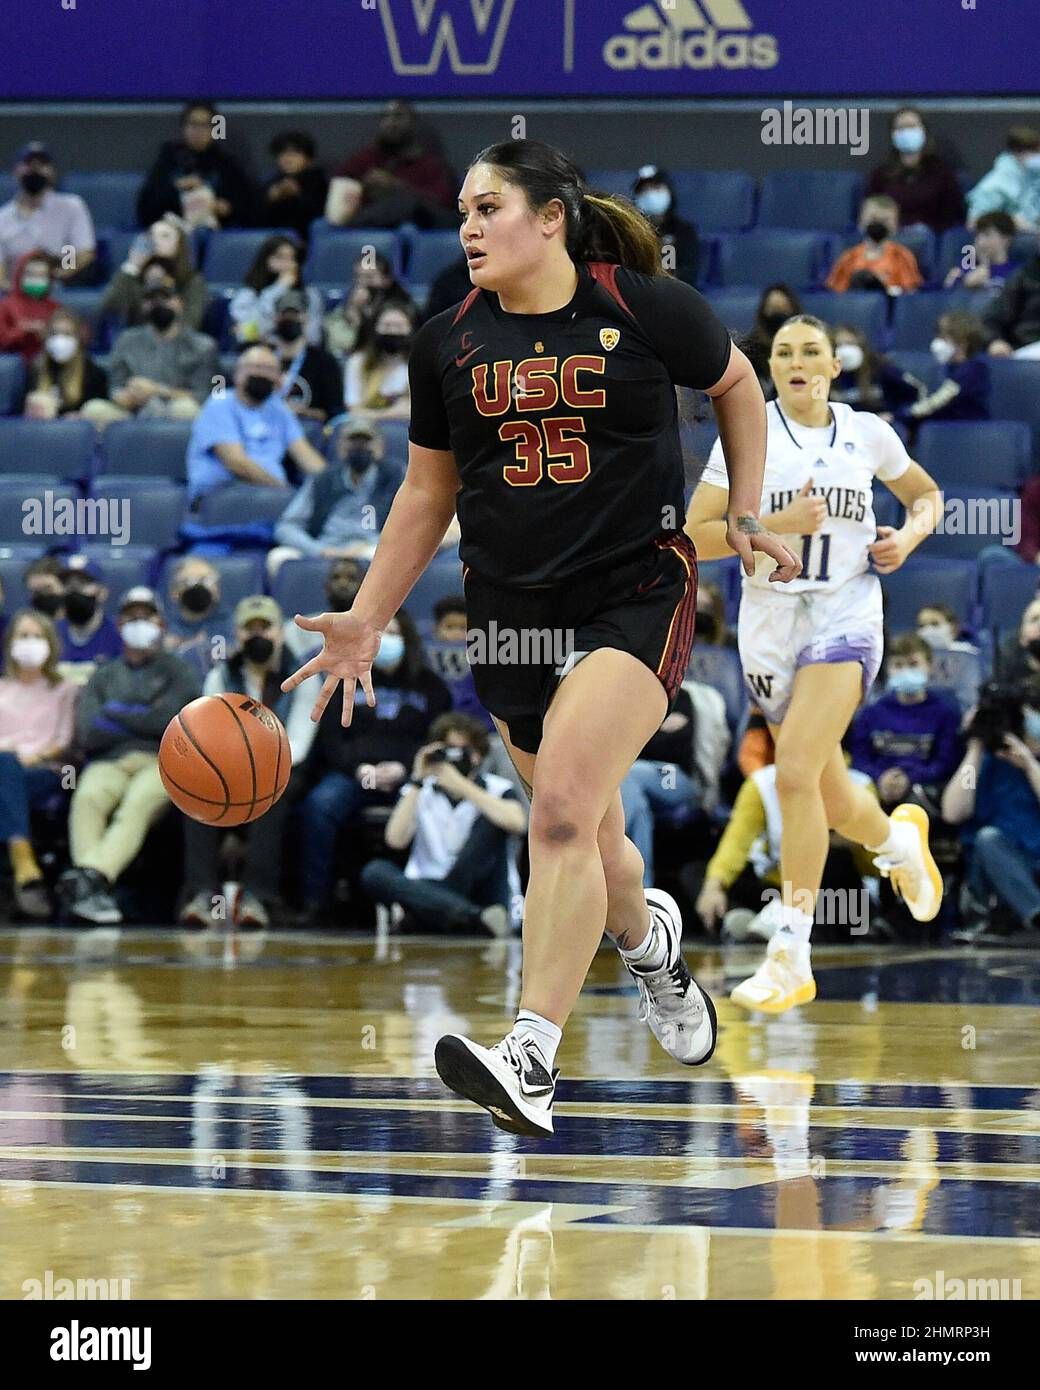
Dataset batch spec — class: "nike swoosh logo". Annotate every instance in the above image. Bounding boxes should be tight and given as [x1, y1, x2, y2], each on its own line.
[455, 346, 482, 367]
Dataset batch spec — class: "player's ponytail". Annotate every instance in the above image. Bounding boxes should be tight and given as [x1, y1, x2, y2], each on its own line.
[468, 139, 666, 276]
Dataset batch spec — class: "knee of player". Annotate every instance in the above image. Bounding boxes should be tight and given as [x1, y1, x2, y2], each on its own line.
[774, 757, 822, 799]
[529, 789, 596, 849]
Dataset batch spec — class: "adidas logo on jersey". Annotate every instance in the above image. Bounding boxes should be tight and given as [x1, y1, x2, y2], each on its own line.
[605, 0, 778, 72]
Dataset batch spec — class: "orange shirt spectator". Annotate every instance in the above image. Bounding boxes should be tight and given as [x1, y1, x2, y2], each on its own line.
[827, 240, 923, 294]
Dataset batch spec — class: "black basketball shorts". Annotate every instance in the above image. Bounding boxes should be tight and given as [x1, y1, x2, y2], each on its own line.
[462, 531, 699, 754]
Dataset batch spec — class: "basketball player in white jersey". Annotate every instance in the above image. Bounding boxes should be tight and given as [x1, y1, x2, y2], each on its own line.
[686, 315, 945, 1013]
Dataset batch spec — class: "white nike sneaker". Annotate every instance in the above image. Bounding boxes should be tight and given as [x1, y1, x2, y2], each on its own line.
[873, 804, 943, 923]
[622, 889, 718, 1066]
[730, 932, 816, 1014]
[434, 1032, 557, 1138]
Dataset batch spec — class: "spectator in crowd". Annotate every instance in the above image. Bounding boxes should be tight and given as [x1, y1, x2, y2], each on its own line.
[967, 126, 1040, 232]
[982, 250, 1040, 356]
[916, 603, 980, 655]
[230, 234, 323, 347]
[620, 684, 705, 888]
[262, 131, 329, 242]
[326, 101, 456, 230]
[744, 284, 802, 393]
[270, 418, 401, 570]
[831, 323, 925, 416]
[22, 557, 65, 621]
[421, 253, 474, 323]
[996, 595, 1040, 683]
[83, 259, 219, 426]
[361, 712, 525, 935]
[0, 143, 95, 287]
[162, 556, 234, 682]
[737, 706, 774, 777]
[179, 596, 320, 929]
[865, 108, 965, 234]
[0, 610, 77, 920]
[900, 310, 991, 432]
[186, 344, 326, 507]
[102, 215, 208, 331]
[268, 288, 344, 422]
[136, 101, 256, 230]
[942, 675, 1040, 940]
[827, 196, 924, 294]
[850, 635, 963, 809]
[0, 250, 60, 362]
[629, 164, 700, 286]
[54, 558, 122, 671]
[344, 299, 417, 418]
[944, 210, 1019, 291]
[295, 609, 452, 922]
[23, 307, 108, 418]
[423, 595, 490, 727]
[282, 556, 364, 663]
[323, 252, 413, 359]
[59, 586, 199, 924]
[694, 581, 736, 648]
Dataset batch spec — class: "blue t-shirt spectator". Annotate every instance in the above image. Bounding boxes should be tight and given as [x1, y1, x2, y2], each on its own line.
[55, 615, 124, 666]
[972, 753, 1040, 857]
[187, 392, 303, 505]
[850, 689, 963, 789]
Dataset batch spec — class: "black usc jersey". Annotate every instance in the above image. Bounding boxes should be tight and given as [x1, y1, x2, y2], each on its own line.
[408, 260, 732, 587]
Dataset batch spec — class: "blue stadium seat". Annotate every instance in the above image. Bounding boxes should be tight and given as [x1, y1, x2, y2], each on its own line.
[696, 557, 742, 626]
[680, 417, 720, 483]
[0, 419, 95, 481]
[718, 231, 827, 290]
[271, 556, 340, 617]
[936, 226, 973, 279]
[401, 551, 465, 624]
[873, 482, 903, 530]
[0, 545, 48, 612]
[304, 230, 404, 286]
[758, 171, 862, 232]
[98, 419, 192, 481]
[686, 642, 746, 739]
[928, 646, 983, 713]
[0, 355, 26, 415]
[405, 230, 466, 300]
[89, 478, 185, 549]
[367, 418, 410, 469]
[702, 288, 761, 334]
[799, 291, 888, 347]
[196, 483, 294, 529]
[202, 230, 297, 283]
[0, 480, 80, 544]
[158, 552, 265, 612]
[886, 350, 943, 391]
[880, 558, 976, 632]
[980, 559, 1039, 636]
[988, 360, 1040, 443]
[76, 545, 156, 605]
[890, 291, 975, 350]
[62, 173, 143, 232]
[925, 486, 1019, 559]
[585, 169, 637, 197]
[669, 172, 756, 231]
[52, 286, 112, 351]
[915, 420, 1032, 490]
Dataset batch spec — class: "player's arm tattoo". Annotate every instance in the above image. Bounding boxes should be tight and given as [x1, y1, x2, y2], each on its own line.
[731, 513, 765, 535]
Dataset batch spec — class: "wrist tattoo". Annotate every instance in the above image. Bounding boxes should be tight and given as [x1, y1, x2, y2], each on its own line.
[733, 513, 764, 535]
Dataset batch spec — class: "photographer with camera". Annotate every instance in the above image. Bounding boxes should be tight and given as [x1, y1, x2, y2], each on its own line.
[942, 677, 1040, 941]
[360, 712, 527, 936]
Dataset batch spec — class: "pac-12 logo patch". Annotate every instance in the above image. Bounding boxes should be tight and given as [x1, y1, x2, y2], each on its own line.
[600, 328, 621, 351]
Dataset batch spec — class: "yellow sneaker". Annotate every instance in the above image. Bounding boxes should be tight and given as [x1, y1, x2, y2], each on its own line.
[875, 804, 943, 923]
[730, 936, 816, 1014]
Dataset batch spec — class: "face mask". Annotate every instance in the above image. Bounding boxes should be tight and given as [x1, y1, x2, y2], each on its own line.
[892, 126, 926, 154]
[179, 582, 214, 615]
[243, 375, 276, 403]
[373, 632, 405, 671]
[21, 278, 50, 299]
[11, 636, 49, 670]
[836, 342, 864, 372]
[346, 445, 375, 472]
[326, 585, 357, 612]
[242, 634, 275, 664]
[918, 623, 954, 650]
[30, 590, 62, 617]
[46, 332, 78, 364]
[274, 316, 303, 343]
[63, 591, 97, 625]
[1024, 709, 1040, 741]
[636, 188, 671, 217]
[374, 333, 412, 356]
[121, 619, 160, 650]
[147, 302, 176, 331]
[863, 220, 890, 244]
[887, 668, 928, 696]
[19, 170, 49, 196]
[1022, 153, 1040, 173]
[694, 610, 717, 640]
[930, 337, 955, 364]
[762, 311, 789, 336]
[441, 746, 476, 777]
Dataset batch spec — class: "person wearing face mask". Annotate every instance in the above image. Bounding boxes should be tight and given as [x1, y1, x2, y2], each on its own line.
[996, 596, 1040, 685]
[0, 143, 95, 289]
[326, 100, 457, 230]
[185, 344, 326, 507]
[831, 325, 925, 418]
[22, 557, 65, 622]
[629, 166, 700, 287]
[943, 675, 1040, 942]
[344, 303, 417, 419]
[270, 419, 400, 573]
[360, 712, 526, 936]
[0, 250, 60, 362]
[916, 604, 978, 657]
[230, 235, 324, 348]
[269, 289, 344, 423]
[136, 102, 257, 230]
[899, 311, 990, 437]
[865, 108, 965, 235]
[59, 587, 199, 926]
[83, 260, 219, 428]
[53, 558, 122, 673]
[295, 609, 452, 924]
[282, 558, 364, 667]
[744, 284, 802, 395]
[179, 596, 320, 930]
[23, 308, 108, 419]
[162, 557, 234, 682]
[967, 126, 1040, 234]
[826, 197, 923, 295]
[102, 215, 208, 332]
[0, 611, 78, 920]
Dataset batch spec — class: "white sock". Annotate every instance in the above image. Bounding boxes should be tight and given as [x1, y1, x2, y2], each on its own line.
[867, 816, 910, 858]
[619, 908, 668, 973]
[775, 904, 814, 944]
[513, 1010, 562, 1071]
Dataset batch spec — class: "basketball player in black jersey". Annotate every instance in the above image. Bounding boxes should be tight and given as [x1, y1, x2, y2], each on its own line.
[283, 140, 798, 1138]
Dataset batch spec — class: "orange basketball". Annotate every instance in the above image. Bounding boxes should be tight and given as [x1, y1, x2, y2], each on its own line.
[159, 693, 291, 826]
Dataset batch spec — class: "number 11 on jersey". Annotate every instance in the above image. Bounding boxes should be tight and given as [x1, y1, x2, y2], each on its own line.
[799, 533, 832, 583]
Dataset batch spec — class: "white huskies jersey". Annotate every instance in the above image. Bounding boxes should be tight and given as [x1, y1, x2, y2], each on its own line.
[700, 400, 912, 593]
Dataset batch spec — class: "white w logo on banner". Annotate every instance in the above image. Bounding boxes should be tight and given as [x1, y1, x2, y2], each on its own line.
[378, 0, 517, 75]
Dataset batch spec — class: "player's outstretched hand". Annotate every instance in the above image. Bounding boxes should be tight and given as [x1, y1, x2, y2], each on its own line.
[726, 513, 802, 583]
[280, 611, 383, 727]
